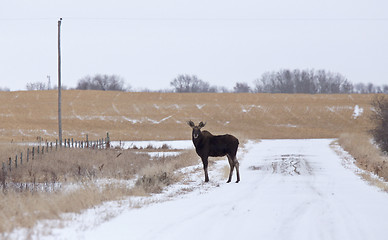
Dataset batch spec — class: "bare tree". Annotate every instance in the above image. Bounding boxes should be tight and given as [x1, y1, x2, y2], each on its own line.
[233, 82, 251, 93]
[277, 69, 294, 93]
[295, 69, 317, 93]
[383, 85, 388, 94]
[254, 72, 274, 93]
[354, 83, 368, 93]
[170, 74, 216, 93]
[26, 82, 48, 90]
[370, 95, 388, 152]
[254, 69, 352, 94]
[76, 74, 128, 91]
[341, 80, 354, 93]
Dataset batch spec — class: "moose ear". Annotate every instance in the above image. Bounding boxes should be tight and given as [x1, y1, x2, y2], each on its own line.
[187, 120, 195, 128]
[198, 121, 206, 128]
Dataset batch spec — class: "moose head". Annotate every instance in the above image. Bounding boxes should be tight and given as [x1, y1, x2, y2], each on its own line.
[187, 120, 206, 139]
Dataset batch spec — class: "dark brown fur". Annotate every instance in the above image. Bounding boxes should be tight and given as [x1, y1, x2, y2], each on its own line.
[187, 121, 240, 183]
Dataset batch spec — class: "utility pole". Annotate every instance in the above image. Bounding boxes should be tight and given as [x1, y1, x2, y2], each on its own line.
[47, 75, 51, 90]
[58, 18, 63, 146]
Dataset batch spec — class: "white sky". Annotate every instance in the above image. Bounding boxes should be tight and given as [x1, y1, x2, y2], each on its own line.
[0, 0, 387, 91]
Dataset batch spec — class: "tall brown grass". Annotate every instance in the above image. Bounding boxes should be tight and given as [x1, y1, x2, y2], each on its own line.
[3, 147, 149, 185]
[338, 133, 388, 181]
[0, 184, 133, 233]
[0, 145, 199, 235]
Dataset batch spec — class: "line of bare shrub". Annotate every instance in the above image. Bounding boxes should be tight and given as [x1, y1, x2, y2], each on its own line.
[0, 145, 199, 235]
[338, 132, 388, 181]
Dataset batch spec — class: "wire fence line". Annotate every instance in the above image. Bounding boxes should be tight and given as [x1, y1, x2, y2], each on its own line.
[1, 133, 111, 178]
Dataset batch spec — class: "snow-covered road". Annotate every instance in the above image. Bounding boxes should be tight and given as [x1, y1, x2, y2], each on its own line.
[47, 140, 388, 239]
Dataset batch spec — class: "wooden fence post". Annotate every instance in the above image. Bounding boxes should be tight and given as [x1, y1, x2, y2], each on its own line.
[1, 162, 5, 188]
[20, 152, 23, 165]
[32, 147, 35, 160]
[106, 132, 110, 149]
[27, 148, 29, 163]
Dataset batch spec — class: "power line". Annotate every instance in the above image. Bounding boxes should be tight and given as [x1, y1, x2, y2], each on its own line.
[0, 17, 387, 22]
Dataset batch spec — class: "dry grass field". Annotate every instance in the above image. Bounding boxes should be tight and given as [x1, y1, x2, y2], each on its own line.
[0, 90, 376, 143]
[338, 133, 388, 182]
[0, 143, 199, 234]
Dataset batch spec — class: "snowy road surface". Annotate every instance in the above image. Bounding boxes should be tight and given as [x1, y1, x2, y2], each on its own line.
[53, 140, 388, 239]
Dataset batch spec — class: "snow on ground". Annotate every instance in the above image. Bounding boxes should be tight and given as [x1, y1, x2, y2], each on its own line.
[17, 139, 388, 240]
[352, 105, 364, 119]
[110, 140, 193, 149]
[141, 151, 182, 158]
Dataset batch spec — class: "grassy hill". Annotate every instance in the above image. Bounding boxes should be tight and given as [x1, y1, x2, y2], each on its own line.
[0, 90, 376, 142]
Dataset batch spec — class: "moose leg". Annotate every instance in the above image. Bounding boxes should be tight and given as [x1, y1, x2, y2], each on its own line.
[227, 154, 235, 183]
[235, 158, 240, 183]
[202, 157, 209, 182]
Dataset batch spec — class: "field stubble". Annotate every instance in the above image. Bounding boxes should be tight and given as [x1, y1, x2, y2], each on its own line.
[0, 90, 376, 142]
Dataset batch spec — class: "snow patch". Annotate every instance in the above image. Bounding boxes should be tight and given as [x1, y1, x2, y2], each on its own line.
[145, 115, 172, 124]
[352, 105, 363, 119]
[110, 140, 192, 150]
[241, 105, 254, 113]
[276, 124, 298, 128]
[196, 104, 205, 109]
[122, 117, 140, 124]
[136, 151, 181, 158]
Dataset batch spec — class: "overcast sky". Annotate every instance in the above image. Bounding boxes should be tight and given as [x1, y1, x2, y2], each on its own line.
[1, 0, 387, 91]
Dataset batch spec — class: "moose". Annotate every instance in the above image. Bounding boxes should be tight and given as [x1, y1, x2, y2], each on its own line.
[187, 120, 240, 183]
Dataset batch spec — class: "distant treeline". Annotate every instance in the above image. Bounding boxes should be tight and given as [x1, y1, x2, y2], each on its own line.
[254, 69, 388, 94]
[169, 69, 388, 94]
[3, 69, 387, 94]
